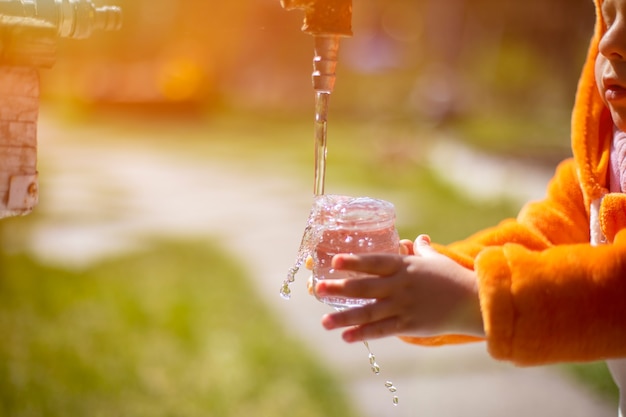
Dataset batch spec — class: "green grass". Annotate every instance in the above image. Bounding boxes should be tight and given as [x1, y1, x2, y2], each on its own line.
[562, 362, 620, 403]
[0, 239, 356, 417]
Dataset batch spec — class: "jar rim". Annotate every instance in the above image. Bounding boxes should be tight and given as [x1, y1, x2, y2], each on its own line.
[313, 194, 396, 229]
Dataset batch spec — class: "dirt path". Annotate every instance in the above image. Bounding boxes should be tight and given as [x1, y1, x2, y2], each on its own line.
[20, 114, 617, 417]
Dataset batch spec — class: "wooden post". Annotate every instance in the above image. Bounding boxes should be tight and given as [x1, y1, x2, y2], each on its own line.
[0, 16, 56, 218]
[0, 66, 39, 218]
[0, 5, 120, 219]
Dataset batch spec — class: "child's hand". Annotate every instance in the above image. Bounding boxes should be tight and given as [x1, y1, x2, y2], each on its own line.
[315, 235, 484, 343]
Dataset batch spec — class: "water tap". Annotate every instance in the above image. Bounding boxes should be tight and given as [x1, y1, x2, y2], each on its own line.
[281, 0, 352, 93]
[0, 0, 122, 39]
[0, 0, 122, 67]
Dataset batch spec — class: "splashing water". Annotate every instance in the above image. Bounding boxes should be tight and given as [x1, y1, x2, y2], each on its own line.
[281, 196, 401, 406]
[279, 206, 320, 300]
[280, 90, 331, 299]
[364, 340, 399, 406]
[280, 195, 398, 303]
[279, 223, 312, 300]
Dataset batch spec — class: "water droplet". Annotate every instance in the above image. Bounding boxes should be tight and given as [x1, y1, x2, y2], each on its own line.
[279, 284, 291, 300]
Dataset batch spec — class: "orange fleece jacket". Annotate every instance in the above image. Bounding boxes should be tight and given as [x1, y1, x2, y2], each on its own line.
[402, 0, 626, 366]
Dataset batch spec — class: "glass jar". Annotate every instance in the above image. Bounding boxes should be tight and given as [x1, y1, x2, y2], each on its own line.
[311, 195, 399, 309]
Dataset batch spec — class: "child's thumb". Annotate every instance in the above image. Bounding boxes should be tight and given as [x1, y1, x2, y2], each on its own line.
[413, 234, 436, 257]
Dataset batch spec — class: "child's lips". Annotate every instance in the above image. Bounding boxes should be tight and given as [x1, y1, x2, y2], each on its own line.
[605, 81, 626, 102]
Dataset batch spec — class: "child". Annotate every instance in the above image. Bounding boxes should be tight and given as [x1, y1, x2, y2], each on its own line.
[314, 0, 626, 414]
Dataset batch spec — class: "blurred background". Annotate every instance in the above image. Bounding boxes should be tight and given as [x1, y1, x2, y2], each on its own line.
[1, 0, 619, 416]
[44, 0, 592, 124]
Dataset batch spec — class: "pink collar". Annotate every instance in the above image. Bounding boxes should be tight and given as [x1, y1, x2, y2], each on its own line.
[609, 126, 626, 193]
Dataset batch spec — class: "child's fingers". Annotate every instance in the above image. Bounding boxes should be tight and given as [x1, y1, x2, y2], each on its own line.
[306, 275, 314, 295]
[413, 234, 438, 257]
[399, 239, 414, 255]
[315, 275, 394, 299]
[341, 317, 400, 343]
[305, 255, 313, 270]
[415, 234, 431, 246]
[322, 308, 398, 343]
[321, 299, 395, 332]
[331, 252, 406, 276]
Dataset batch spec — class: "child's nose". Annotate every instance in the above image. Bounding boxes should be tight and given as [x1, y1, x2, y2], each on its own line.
[600, 21, 626, 60]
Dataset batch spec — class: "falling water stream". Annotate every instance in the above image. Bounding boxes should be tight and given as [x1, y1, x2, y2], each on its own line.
[279, 90, 331, 296]
[313, 91, 330, 196]
[280, 89, 399, 406]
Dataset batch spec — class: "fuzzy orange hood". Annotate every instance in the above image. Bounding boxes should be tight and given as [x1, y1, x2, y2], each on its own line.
[572, 0, 613, 208]
[575, 0, 626, 245]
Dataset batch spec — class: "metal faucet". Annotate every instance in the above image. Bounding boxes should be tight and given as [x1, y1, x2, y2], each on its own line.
[0, 0, 122, 67]
[281, 0, 352, 93]
[0, 0, 122, 36]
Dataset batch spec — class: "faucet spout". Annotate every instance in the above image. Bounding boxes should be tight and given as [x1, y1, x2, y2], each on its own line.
[281, 0, 352, 93]
[280, 0, 352, 37]
[312, 35, 339, 93]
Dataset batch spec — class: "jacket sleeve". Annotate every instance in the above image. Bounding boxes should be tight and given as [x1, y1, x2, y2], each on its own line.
[437, 158, 591, 268]
[475, 230, 626, 365]
[402, 158, 626, 365]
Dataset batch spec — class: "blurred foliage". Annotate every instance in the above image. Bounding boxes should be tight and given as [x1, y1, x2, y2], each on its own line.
[43, 0, 595, 120]
[0, 236, 357, 417]
[37, 0, 591, 185]
[563, 362, 620, 403]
